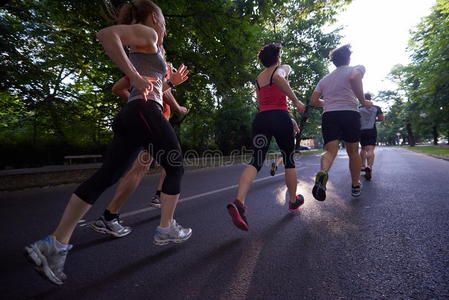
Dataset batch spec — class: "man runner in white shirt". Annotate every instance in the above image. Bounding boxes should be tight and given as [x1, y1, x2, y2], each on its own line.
[310, 44, 372, 200]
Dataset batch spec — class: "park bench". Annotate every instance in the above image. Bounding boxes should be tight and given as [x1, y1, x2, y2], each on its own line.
[64, 155, 102, 165]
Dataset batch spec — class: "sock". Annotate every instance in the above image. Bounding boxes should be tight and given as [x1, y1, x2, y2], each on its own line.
[157, 225, 171, 233]
[155, 190, 161, 196]
[104, 209, 119, 222]
[50, 236, 70, 251]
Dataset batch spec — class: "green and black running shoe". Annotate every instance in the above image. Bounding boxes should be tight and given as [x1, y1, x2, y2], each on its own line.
[312, 171, 328, 201]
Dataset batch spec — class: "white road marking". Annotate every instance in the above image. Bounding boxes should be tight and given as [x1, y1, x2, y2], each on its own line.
[80, 160, 309, 227]
[80, 172, 287, 227]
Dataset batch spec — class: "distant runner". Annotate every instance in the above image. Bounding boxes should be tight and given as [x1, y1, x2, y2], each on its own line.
[359, 93, 384, 180]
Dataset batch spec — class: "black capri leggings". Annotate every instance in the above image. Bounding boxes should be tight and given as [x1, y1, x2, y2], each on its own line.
[74, 100, 183, 205]
[249, 110, 295, 172]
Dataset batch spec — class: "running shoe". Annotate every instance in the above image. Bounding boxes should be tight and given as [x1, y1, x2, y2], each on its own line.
[288, 194, 305, 212]
[227, 199, 249, 231]
[270, 162, 277, 176]
[312, 171, 328, 201]
[351, 182, 362, 197]
[150, 193, 161, 208]
[364, 167, 372, 181]
[24, 236, 72, 285]
[90, 216, 132, 238]
[153, 220, 192, 246]
[361, 166, 367, 172]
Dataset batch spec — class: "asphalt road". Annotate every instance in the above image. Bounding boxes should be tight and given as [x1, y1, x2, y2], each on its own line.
[1, 147, 448, 300]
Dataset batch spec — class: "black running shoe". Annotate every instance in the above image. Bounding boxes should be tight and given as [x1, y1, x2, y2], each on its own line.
[288, 194, 305, 212]
[364, 167, 372, 181]
[227, 200, 249, 231]
[312, 171, 328, 201]
[270, 162, 277, 176]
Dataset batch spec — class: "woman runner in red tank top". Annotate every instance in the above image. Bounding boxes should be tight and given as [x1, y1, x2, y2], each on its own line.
[227, 43, 306, 231]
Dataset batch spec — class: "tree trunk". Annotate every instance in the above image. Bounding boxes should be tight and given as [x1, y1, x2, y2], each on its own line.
[406, 122, 415, 147]
[432, 125, 438, 145]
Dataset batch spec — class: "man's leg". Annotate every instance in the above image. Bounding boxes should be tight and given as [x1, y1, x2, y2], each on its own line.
[312, 140, 339, 201]
[107, 152, 151, 214]
[150, 168, 166, 208]
[360, 147, 367, 168]
[270, 156, 283, 176]
[345, 142, 362, 187]
[365, 145, 375, 168]
[90, 152, 152, 238]
[321, 140, 339, 172]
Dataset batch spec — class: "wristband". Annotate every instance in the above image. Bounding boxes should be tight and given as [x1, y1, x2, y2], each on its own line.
[167, 81, 175, 89]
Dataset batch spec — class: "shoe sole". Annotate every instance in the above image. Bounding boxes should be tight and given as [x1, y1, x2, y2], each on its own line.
[24, 245, 63, 285]
[153, 231, 193, 246]
[352, 192, 361, 197]
[150, 202, 161, 208]
[227, 203, 249, 231]
[90, 224, 132, 238]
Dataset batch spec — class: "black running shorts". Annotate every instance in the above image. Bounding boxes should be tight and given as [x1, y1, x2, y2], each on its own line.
[322, 111, 361, 145]
[249, 110, 295, 171]
[360, 128, 377, 146]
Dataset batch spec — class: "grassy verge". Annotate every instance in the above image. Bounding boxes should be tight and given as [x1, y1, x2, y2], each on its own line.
[400, 146, 449, 157]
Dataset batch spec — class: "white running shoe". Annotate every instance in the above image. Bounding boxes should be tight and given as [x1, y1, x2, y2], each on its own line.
[24, 236, 72, 285]
[153, 220, 192, 246]
[90, 216, 132, 238]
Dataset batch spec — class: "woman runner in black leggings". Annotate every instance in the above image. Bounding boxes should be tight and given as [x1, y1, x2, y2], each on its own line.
[227, 43, 306, 231]
[24, 0, 191, 285]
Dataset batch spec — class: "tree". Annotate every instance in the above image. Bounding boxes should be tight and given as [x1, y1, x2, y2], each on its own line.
[387, 0, 449, 146]
[0, 0, 349, 168]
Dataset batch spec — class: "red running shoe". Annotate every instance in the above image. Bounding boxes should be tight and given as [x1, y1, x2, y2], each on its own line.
[227, 200, 249, 231]
[364, 167, 372, 180]
[288, 194, 305, 212]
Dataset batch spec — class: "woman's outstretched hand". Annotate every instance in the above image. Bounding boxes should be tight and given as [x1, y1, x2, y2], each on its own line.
[167, 63, 189, 86]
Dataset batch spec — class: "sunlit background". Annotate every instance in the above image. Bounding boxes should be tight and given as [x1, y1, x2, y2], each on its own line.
[329, 0, 436, 104]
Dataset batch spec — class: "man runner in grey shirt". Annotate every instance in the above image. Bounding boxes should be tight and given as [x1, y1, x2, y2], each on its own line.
[358, 93, 384, 180]
[310, 44, 372, 200]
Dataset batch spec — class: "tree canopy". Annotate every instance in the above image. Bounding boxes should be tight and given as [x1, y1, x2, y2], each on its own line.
[378, 0, 449, 146]
[0, 0, 349, 168]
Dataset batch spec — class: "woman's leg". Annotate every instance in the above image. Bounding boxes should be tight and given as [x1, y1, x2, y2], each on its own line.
[236, 165, 258, 204]
[25, 130, 140, 284]
[53, 194, 92, 244]
[274, 115, 298, 203]
[140, 102, 190, 244]
[227, 114, 271, 231]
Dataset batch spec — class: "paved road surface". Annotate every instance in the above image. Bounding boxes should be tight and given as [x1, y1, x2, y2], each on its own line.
[1, 147, 448, 299]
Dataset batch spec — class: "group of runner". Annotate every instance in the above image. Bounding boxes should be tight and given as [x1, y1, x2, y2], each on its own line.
[24, 0, 383, 285]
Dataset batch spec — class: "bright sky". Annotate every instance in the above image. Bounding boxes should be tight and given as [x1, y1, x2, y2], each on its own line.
[330, 0, 436, 98]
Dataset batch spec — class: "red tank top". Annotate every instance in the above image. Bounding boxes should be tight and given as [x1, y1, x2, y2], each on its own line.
[256, 67, 288, 112]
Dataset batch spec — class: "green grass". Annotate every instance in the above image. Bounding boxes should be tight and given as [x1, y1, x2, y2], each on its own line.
[401, 146, 449, 156]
